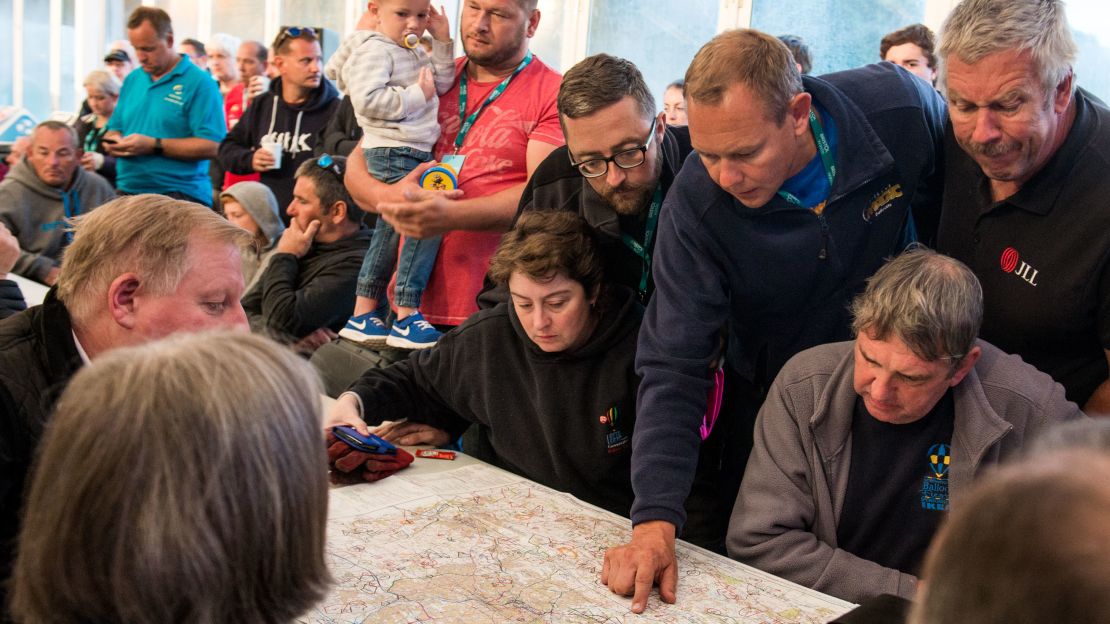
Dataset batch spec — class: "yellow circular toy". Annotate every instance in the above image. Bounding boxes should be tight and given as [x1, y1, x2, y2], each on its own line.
[419, 164, 459, 191]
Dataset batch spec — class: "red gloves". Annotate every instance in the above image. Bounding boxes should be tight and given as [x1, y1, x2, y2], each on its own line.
[327, 432, 415, 483]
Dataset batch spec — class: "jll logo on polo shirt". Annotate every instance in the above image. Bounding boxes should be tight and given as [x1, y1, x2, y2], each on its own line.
[1000, 246, 1039, 286]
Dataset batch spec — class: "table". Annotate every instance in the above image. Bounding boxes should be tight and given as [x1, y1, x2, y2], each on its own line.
[304, 449, 856, 623]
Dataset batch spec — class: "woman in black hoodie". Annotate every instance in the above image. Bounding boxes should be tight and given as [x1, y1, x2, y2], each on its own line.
[327, 211, 644, 516]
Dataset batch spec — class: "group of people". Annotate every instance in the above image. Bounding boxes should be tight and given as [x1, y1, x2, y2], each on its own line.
[0, 0, 1108, 621]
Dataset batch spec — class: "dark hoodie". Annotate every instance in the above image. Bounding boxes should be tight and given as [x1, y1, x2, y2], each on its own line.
[0, 160, 115, 283]
[348, 285, 644, 517]
[218, 77, 340, 219]
[242, 226, 372, 341]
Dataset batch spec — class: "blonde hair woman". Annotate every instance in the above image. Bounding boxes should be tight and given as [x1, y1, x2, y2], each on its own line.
[76, 69, 122, 184]
[10, 331, 331, 623]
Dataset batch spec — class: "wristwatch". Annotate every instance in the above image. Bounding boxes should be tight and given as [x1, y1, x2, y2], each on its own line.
[153, 137, 164, 156]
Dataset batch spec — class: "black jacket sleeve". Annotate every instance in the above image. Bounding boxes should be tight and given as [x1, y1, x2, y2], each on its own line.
[218, 95, 265, 175]
[314, 97, 363, 158]
[348, 337, 473, 439]
[242, 252, 360, 340]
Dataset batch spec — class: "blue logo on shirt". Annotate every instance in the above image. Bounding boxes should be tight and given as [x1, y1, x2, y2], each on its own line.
[921, 443, 950, 511]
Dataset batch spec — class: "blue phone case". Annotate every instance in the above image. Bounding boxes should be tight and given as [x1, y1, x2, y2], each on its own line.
[332, 426, 397, 455]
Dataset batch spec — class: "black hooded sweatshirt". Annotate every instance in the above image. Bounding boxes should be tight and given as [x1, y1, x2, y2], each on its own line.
[218, 76, 339, 220]
[348, 286, 644, 517]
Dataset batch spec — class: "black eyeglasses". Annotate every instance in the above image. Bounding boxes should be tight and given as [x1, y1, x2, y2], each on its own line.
[317, 153, 344, 180]
[275, 26, 317, 51]
[569, 117, 658, 179]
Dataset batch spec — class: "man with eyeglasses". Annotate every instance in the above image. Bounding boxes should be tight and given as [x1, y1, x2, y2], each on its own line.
[603, 29, 947, 614]
[509, 54, 692, 305]
[242, 155, 372, 353]
[219, 26, 339, 221]
[103, 7, 226, 207]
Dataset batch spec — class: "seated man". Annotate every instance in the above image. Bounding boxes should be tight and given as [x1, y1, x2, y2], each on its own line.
[910, 450, 1110, 624]
[327, 212, 643, 516]
[242, 155, 371, 348]
[727, 248, 1083, 603]
[0, 122, 115, 285]
[0, 194, 251, 610]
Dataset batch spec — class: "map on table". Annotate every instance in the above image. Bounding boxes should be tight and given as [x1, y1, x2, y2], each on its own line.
[302, 464, 855, 623]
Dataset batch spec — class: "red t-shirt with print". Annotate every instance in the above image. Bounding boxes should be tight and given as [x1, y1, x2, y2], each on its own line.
[396, 54, 563, 325]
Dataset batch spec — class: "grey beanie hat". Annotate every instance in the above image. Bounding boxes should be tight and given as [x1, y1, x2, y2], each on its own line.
[221, 181, 285, 245]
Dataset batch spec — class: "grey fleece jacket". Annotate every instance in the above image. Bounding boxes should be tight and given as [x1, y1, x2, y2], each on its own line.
[0, 160, 114, 282]
[727, 339, 1083, 603]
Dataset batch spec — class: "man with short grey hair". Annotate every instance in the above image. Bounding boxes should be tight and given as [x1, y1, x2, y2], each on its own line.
[936, 0, 1110, 414]
[726, 248, 1082, 604]
[0, 121, 114, 285]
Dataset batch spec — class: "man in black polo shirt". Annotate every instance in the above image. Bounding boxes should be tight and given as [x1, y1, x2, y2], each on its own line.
[513, 53, 693, 304]
[727, 249, 1082, 604]
[936, 0, 1110, 413]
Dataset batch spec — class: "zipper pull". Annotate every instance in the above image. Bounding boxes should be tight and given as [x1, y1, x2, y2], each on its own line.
[817, 213, 829, 260]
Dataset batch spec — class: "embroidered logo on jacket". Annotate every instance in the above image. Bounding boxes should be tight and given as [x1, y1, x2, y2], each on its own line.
[864, 183, 903, 221]
[599, 406, 629, 454]
[1000, 246, 1039, 286]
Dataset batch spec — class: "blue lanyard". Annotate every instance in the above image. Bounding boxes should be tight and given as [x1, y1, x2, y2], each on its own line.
[619, 185, 663, 300]
[455, 51, 533, 152]
[776, 108, 836, 209]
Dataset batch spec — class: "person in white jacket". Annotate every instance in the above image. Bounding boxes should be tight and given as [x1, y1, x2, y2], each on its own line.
[327, 1, 455, 350]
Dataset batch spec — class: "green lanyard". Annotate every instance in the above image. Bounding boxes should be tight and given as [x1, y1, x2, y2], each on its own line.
[776, 108, 836, 208]
[84, 123, 107, 153]
[455, 51, 533, 152]
[620, 185, 663, 300]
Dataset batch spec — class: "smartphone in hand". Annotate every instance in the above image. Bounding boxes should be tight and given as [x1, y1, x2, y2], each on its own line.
[332, 425, 398, 455]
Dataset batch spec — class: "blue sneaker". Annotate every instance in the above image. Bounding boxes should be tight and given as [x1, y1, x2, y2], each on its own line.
[338, 312, 389, 346]
[386, 311, 442, 349]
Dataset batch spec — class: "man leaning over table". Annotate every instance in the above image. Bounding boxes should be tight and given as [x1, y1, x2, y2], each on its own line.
[601, 29, 946, 613]
[727, 248, 1082, 603]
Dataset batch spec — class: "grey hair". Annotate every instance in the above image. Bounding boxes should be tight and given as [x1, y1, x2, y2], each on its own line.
[938, 0, 1077, 96]
[208, 32, 242, 56]
[32, 120, 78, 147]
[851, 248, 983, 365]
[10, 331, 331, 623]
[558, 54, 656, 126]
[82, 69, 121, 99]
